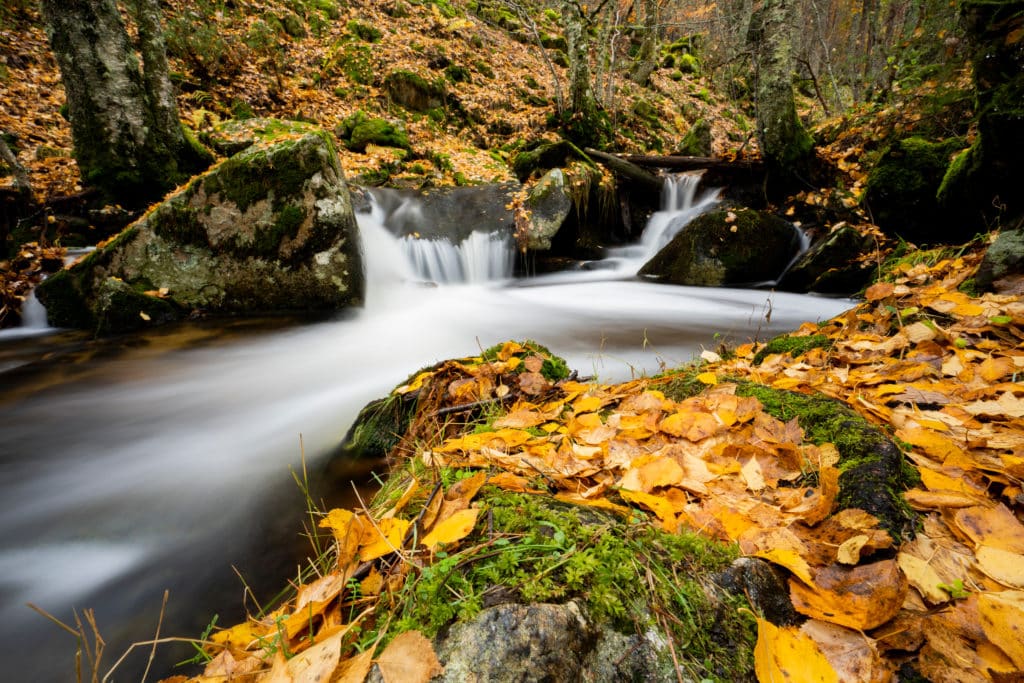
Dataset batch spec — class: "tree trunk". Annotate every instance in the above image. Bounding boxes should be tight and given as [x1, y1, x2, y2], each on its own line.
[130, 0, 185, 158]
[630, 0, 660, 86]
[561, 0, 596, 118]
[746, 0, 815, 193]
[39, 0, 203, 205]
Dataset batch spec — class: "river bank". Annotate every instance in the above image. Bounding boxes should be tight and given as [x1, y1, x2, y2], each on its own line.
[162, 238, 1024, 682]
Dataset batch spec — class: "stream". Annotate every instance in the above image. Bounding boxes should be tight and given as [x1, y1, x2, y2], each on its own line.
[0, 177, 853, 681]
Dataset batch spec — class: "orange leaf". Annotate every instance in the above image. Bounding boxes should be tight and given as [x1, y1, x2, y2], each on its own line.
[335, 649, 376, 683]
[789, 559, 907, 630]
[619, 489, 677, 530]
[359, 517, 411, 561]
[619, 455, 685, 492]
[865, 282, 894, 301]
[954, 505, 1024, 553]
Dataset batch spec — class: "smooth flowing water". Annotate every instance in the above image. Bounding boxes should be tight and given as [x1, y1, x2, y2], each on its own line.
[0, 178, 851, 680]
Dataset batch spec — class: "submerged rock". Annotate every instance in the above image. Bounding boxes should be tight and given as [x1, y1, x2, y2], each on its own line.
[638, 207, 800, 286]
[37, 128, 363, 334]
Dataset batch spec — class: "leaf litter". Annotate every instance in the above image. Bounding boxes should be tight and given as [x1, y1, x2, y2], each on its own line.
[162, 250, 1023, 682]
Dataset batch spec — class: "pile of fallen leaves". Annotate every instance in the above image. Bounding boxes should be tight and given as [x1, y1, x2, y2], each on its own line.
[164, 241, 1023, 683]
[0, 241, 64, 327]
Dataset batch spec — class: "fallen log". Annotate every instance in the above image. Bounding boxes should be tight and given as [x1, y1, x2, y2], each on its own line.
[618, 153, 763, 173]
[582, 148, 663, 196]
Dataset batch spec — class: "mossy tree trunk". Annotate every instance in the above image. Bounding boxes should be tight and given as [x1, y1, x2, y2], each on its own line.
[937, 0, 1024, 230]
[557, 0, 610, 147]
[629, 0, 660, 86]
[39, 0, 206, 206]
[746, 0, 815, 194]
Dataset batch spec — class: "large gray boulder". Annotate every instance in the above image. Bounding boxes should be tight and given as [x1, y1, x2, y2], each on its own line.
[37, 128, 363, 334]
[638, 207, 801, 286]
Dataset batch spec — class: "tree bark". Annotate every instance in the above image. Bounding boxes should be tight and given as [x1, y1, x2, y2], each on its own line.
[561, 0, 597, 119]
[130, 0, 185, 157]
[39, 0, 202, 205]
[629, 0, 660, 86]
[746, 0, 815, 193]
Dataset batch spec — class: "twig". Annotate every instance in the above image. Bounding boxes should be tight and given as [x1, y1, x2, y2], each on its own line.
[140, 590, 169, 683]
[430, 394, 514, 418]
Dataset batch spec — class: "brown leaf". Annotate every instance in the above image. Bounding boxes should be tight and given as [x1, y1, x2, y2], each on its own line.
[375, 630, 444, 683]
[790, 559, 907, 630]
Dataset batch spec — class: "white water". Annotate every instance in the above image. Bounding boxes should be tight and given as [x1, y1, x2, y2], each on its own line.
[0, 180, 851, 680]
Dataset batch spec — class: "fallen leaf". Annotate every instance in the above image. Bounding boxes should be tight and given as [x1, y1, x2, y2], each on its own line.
[754, 617, 839, 683]
[978, 591, 1024, 669]
[375, 630, 444, 683]
[975, 545, 1024, 588]
[790, 559, 907, 630]
[897, 551, 950, 604]
[285, 630, 343, 682]
[421, 507, 479, 550]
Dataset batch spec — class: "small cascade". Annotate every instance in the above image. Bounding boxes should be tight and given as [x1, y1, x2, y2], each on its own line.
[400, 231, 513, 284]
[600, 172, 719, 274]
[19, 289, 48, 329]
[640, 172, 720, 254]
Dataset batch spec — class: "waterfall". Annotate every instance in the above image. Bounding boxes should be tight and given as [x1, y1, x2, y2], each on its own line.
[400, 231, 513, 284]
[19, 289, 48, 329]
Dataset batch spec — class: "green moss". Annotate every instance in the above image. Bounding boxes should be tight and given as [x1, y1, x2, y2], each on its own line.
[444, 64, 472, 83]
[383, 485, 754, 679]
[677, 53, 700, 75]
[152, 201, 208, 248]
[33, 269, 94, 329]
[752, 333, 832, 365]
[733, 383, 919, 539]
[346, 19, 382, 42]
[339, 111, 411, 152]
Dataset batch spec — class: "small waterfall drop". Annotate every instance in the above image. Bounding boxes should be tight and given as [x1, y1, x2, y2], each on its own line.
[18, 289, 48, 329]
[400, 230, 513, 284]
[598, 173, 719, 275]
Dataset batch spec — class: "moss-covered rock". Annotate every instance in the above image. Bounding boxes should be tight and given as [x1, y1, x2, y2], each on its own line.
[336, 111, 411, 152]
[36, 129, 364, 334]
[675, 118, 712, 157]
[974, 226, 1024, 292]
[864, 137, 965, 244]
[383, 486, 756, 681]
[638, 208, 801, 286]
[732, 383, 919, 540]
[384, 69, 448, 113]
[510, 140, 576, 181]
[522, 168, 572, 251]
[202, 117, 324, 157]
[778, 224, 878, 294]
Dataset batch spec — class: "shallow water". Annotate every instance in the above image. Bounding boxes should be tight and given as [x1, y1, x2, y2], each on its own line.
[0, 181, 852, 680]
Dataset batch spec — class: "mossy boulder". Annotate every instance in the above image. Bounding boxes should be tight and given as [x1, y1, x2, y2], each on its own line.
[778, 224, 878, 294]
[864, 136, 964, 244]
[384, 69, 448, 113]
[510, 140, 576, 181]
[975, 227, 1024, 292]
[675, 118, 712, 157]
[638, 208, 801, 286]
[36, 130, 364, 334]
[335, 111, 410, 152]
[523, 168, 572, 251]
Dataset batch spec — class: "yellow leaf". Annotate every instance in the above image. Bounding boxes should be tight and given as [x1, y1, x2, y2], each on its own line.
[359, 517, 411, 561]
[421, 507, 479, 550]
[896, 427, 965, 463]
[918, 468, 982, 495]
[754, 618, 839, 683]
[954, 504, 1024, 553]
[897, 551, 950, 604]
[210, 620, 266, 650]
[619, 489, 677, 530]
[753, 546, 815, 586]
[285, 630, 343, 682]
[572, 395, 604, 413]
[619, 455, 685, 492]
[975, 545, 1024, 588]
[978, 591, 1024, 669]
[836, 535, 869, 565]
[979, 356, 1016, 383]
[335, 649, 376, 683]
[696, 371, 718, 385]
[375, 630, 444, 683]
